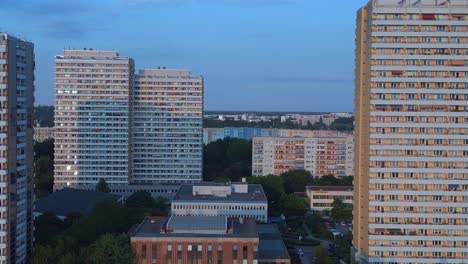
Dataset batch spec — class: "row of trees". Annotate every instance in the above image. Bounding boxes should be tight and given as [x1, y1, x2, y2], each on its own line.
[33, 191, 168, 263]
[34, 138, 54, 198]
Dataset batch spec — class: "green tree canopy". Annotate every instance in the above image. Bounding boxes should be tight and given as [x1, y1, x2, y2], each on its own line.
[203, 138, 252, 182]
[281, 170, 313, 194]
[125, 190, 155, 208]
[95, 178, 110, 193]
[330, 198, 353, 222]
[314, 246, 333, 264]
[280, 194, 308, 217]
[34, 212, 67, 245]
[86, 234, 135, 264]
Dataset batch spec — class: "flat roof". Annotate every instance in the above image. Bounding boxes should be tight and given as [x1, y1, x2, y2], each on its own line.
[167, 216, 227, 234]
[130, 216, 257, 238]
[257, 224, 290, 261]
[307, 186, 353, 192]
[172, 183, 267, 203]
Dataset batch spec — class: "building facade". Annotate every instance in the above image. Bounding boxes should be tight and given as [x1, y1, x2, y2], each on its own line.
[171, 183, 268, 222]
[33, 126, 54, 142]
[252, 133, 354, 177]
[132, 69, 203, 183]
[130, 216, 290, 264]
[353, 1, 468, 263]
[306, 186, 353, 211]
[54, 50, 203, 189]
[203, 127, 341, 144]
[54, 49, 134, 187]
[0, 33, 34, 264]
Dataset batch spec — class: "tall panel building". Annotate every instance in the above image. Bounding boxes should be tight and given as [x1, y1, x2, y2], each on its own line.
[0, 33, 34, 264]
[54, 50, 203, 189]
[354, 1, 468, 263]
[54, 50, 134, 187]
[132, 69, 203, 183]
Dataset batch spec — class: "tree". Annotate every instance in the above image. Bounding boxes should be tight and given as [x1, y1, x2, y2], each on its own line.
[279, 194, 308, 217]
[86, 234, 135, 264]
[314, 174, 340, 186]
[330, 198, 352, 222]
[203, 138, 252, 182]
[34, 138, 54, 160]
[248, 175, 285, 215]
[314, 246, 332, 264]
[34, 212, 67, 245]
[96, 178, 110, 193]
[65, 200, 144, 246]
[34, 156, 54, 197]
[125, 191, 155, 208]
[281, 170, 313, 194]
[34, 105, 55, 127]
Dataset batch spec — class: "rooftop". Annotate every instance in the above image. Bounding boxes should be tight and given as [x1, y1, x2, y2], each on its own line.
[130, 216, 257, 238]
[167, 216, 227, 234]
[34, 188, 123, 217]
[172, 183, 267, 203]
[307, 186, 353, 192]
[257, 224, 290, 261]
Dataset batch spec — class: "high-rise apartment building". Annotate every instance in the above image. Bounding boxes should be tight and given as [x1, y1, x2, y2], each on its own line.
[132, 69, 203, 183]
[353, 1, 468, 263]
[54, 50, 134, 187]
[0, 33, 34, 264]
[54, 50, 203, 189]
[252, 133, 354, 177]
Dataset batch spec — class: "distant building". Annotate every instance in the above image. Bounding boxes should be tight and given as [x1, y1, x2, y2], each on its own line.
[203, 127, 336, 144]
[34, 126, 54, 142]
[171, 183, 268, 222]
[129, 216, 290, 264]
[0, 32, 35, 264]
[34, 188, 124, 219]
[224, 127, 263, 141]
[203, 127, 225, 145]
[306, 186, 353, 211]
[252, 133, 354, 177]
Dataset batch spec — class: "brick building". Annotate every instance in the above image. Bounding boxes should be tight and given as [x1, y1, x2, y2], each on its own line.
[129, 216, 290, 264]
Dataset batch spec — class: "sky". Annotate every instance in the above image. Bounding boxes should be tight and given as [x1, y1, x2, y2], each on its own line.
[0, 0, 369, 112]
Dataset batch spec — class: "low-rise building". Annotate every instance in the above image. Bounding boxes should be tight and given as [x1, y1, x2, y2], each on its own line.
[34, 188, 124, 219]
[129, 216, 290, 264]
[306, 186, 353, 211]
[171, 183, 268, 222]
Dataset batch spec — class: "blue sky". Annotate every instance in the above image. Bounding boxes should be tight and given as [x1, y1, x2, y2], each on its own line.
[0, 0, 368, 111]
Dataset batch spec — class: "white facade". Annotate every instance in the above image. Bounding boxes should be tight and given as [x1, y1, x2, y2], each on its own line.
[171, 183, 268, 222]
[54, 50, 134, 187]
[0, 33, 34, 264]
[54, 50, 204, 188]
[306, 186, 353, 211]
[132, 69, 203, 183]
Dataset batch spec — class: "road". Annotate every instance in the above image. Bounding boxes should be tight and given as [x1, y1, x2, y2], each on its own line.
[298, 222, 332, 263]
